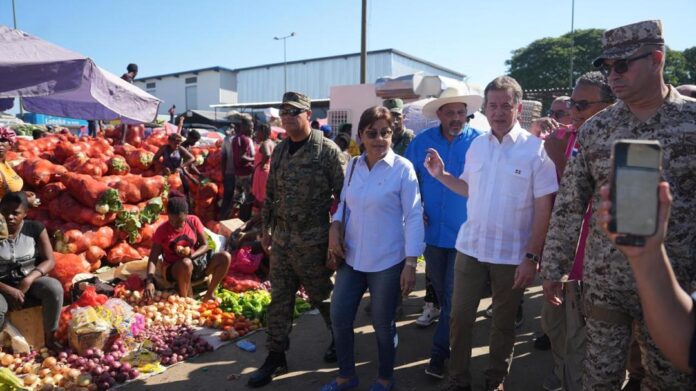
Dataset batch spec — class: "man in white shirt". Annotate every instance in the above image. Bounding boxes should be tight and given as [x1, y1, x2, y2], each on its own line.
[425, 76, 557, 391]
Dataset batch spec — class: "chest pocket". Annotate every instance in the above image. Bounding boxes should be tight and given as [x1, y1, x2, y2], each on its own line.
[503, 164, 532, 200]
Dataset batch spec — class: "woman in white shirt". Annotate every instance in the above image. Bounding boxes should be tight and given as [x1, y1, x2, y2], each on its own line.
[321, 106, 425, 391]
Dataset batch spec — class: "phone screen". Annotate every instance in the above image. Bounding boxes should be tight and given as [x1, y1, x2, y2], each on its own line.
[611, 140, 662, 237]
[615, 167, 660, 235]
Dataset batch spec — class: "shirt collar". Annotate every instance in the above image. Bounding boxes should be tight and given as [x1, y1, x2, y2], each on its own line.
[438, 124, 468, 141]
[615, 85, 686, 127]
[360, 148, 396, 167]
[487, 123, 524, 143]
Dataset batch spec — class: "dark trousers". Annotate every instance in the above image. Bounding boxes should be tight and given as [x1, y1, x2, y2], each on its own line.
[0, 276, 63, 332]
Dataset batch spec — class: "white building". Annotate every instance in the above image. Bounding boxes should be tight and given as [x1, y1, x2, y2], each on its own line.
[135, 49, 464, 115]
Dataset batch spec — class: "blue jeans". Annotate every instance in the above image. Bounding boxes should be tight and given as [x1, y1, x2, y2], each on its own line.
[218, 173, 236, 220]
[331, 261, 404, 380]
[424, 245, 457, 359]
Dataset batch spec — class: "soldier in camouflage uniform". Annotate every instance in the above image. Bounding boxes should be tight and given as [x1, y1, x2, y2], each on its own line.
[383, 98, 415, 156]
[248, 92, 345, 388]
[541, 20, 696, 390]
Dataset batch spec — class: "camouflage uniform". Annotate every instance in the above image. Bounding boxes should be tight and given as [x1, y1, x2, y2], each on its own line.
[262, 128, 345, 353]
[391, 128, 415, 156]
[383, 98, 415, 156]
[542, 85, 696, 389]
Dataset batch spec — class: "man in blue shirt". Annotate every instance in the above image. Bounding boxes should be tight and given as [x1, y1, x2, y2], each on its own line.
[405, 87, 483, 380]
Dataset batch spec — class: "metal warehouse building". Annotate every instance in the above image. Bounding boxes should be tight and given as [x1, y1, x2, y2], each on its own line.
[135, 49, 464, 114]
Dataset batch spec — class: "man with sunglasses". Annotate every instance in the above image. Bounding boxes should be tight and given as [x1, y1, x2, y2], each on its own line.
[541, 20, 696, 390]
[249, 92, 345, 388]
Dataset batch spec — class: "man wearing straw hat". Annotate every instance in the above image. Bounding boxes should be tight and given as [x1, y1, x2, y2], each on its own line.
[405, 87, 482, 381]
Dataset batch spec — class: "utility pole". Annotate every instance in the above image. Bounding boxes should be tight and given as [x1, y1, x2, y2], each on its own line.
[274, 32, 296, 93]
[12, 0, 24, 116]
[569, 0, 575, 89]
[360, 0, 367, 84]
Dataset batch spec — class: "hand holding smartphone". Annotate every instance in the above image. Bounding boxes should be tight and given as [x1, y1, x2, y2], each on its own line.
[609, 140, 663, 247]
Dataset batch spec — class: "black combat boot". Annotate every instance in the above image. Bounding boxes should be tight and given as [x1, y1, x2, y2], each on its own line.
[247, 351, 288, 388]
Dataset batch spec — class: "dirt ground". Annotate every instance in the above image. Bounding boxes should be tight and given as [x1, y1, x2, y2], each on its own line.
[121, 265, 554, 390]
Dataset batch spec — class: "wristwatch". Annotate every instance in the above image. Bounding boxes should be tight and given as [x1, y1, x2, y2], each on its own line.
[524, 253, 540, 264]
[145, 274, 155, 284]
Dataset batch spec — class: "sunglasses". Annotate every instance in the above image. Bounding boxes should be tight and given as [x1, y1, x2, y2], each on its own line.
[279, 108, 306, 117]
[599, 52, 652, 75]
[548, 109, 569, 119]
[363, 128, 393, 139]
[566, 99, 608, 111]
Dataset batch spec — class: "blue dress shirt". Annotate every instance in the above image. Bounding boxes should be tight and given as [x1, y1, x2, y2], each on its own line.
[404, 125, 482, 248]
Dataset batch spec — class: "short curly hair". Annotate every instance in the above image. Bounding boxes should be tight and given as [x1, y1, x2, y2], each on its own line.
[576, 71, 616, 103]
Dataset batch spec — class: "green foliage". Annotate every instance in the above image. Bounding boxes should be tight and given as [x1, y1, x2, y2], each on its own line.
[664, 48, 690, 86]
[506, 29, 605, 90]
[507, 30, 696, 90]
[681, 47, 696, 84]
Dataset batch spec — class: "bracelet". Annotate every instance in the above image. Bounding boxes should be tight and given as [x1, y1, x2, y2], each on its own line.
[145, 274, 155, 284]
[405, 260, 417, 268]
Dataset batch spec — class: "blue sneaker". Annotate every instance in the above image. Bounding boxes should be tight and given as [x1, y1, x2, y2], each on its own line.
[319, 376, 359, 391]
[368, 379, 394, 391]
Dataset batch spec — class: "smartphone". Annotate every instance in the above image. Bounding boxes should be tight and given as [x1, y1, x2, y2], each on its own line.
[609, 140, 662, 246]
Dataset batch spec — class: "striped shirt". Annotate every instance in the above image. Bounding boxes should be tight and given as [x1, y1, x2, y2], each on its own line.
[455, 125, 558, 265]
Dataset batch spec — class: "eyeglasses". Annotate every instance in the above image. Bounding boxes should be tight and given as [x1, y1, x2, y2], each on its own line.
[363, 128, 393, 139]
[279, 108, 306, 117]
[566, 99, 609, 112]
[548, 109, 569, 119]
[599, 52, 652, 75]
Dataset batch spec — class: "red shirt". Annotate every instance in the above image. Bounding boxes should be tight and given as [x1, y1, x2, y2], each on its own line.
[153, 215, 205, 265]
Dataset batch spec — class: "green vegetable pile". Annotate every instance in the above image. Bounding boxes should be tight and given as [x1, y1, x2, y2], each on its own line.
[217, 288, 271, 322]
[217, 288, 313, 323]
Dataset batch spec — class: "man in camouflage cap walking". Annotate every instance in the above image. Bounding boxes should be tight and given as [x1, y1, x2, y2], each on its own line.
[383, 98, 415, 156]
[248, 92, 345, 388]
[541, 20, 696, 390]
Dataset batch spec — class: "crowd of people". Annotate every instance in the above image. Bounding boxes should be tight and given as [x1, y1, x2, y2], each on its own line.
[0, 17, 695, 391]
[243, 19, 696, 391]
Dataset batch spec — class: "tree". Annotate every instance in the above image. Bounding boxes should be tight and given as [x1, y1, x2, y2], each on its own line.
[682, 46, 696, 84]
[506, 29, 605, 91]
[664, 48, 690, 86]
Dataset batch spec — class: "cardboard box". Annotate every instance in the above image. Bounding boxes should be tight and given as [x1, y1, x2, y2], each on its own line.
[68, 327, 111, 355]
[219, 218, 245, 239]
[7, 306, 44, 349]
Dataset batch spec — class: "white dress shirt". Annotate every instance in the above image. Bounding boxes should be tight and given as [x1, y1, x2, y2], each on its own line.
[333, 150, 425, 272]
[455, 124, 558, 265]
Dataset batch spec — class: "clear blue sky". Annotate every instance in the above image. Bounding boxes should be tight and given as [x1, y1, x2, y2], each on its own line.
[1, 0, 694, 88]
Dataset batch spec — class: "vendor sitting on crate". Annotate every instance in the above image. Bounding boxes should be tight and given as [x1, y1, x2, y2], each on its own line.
[144, 193, 231, 301]
[0, 191, 63, 350]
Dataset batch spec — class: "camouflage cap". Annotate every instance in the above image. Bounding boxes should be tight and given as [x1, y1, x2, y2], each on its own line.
[281, 91, 311, 110]
[383, 98, 404, 114]
[593, 20, 664, 67]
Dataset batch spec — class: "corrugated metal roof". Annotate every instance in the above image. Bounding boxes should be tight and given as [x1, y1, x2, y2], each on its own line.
[135, 49, 464, 82]
[135, 66, 235, 82]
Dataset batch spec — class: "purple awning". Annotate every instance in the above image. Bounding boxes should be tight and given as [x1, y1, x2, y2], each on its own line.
[0, 26, 160, 124]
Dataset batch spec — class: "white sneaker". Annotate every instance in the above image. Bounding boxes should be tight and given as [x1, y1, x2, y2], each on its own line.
[415, 302, 440, 327]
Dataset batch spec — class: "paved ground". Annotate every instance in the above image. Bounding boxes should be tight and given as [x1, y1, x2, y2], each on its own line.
[121, 265, 553, 390]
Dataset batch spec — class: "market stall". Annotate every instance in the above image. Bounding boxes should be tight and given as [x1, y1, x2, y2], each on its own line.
[0, 128, 308, 391]
[0, 25, 160, 124]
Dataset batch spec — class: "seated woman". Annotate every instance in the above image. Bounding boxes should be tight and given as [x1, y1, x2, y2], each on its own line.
[323, 106, 424, 391]
[0, 192, 63, 350]
[144, 193, 231, 301]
